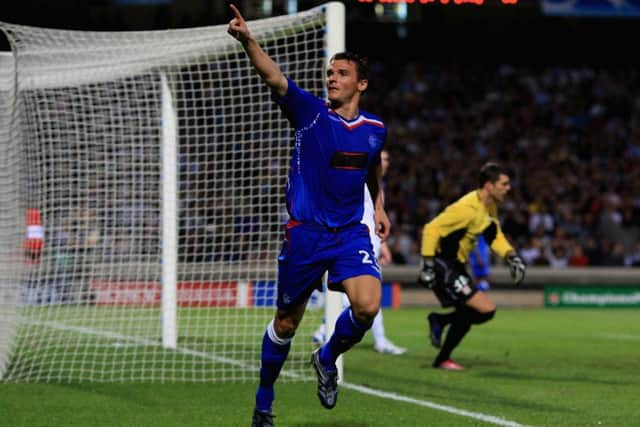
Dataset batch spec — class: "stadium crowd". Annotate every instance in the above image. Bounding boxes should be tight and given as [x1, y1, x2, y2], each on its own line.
[361, 62, 640, 268]
[33, 62, 640, 274]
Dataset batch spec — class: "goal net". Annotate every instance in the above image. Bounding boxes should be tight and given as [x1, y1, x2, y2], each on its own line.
[0, 2, 343, 382]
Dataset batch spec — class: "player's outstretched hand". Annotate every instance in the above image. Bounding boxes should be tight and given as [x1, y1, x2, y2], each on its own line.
[505, 253, 526, 285]
[418, 257, 436, 289]
[227, 4, 250, 43]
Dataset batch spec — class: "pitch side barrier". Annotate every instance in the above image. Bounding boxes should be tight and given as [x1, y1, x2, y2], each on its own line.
[25, 263, 638, 286]
[384, 265, 640, 309]
[21, 263, 639, 310]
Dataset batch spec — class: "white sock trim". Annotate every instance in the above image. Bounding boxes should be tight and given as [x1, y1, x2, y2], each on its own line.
[266, 319, 292, 346]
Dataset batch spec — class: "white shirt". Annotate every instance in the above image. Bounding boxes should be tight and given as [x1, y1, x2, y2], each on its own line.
[361, 186, 381, 259]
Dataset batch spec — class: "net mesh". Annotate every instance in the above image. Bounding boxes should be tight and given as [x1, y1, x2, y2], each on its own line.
[0, 53, 23, 378]
[0, 5, 328, 382]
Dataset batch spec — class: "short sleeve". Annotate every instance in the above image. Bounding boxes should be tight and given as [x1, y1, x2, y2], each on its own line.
[272, 77, 324, 128]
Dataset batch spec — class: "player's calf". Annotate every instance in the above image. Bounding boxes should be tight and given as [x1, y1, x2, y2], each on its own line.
[427, 312, 443, 349]
[467, 309, 495, 325]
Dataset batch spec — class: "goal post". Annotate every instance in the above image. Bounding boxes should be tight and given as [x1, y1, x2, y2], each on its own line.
[323, 1, 346, 382]
[160, 71, 178, 350]
[0, 2, 345, 383]
[0, 52, 24, 379]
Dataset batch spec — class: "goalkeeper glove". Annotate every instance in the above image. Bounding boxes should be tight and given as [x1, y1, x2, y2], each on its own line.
[418, 257, 437, 289]
[505, 253, 526, 286]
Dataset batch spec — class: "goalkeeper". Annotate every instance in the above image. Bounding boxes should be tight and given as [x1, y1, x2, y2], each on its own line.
[418, 162, 525, 371]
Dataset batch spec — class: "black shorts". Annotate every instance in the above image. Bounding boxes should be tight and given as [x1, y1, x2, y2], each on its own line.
[431, 257, 477, 308]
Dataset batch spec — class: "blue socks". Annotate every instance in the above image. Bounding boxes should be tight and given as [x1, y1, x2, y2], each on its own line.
[255, 320, 292, 412]
[319, 307, 370, 368]
[255, 308, 371, 411]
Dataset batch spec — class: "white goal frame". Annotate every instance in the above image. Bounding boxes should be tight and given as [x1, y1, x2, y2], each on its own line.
[0, 2, 346, 383]
[323, 1, 346, 381]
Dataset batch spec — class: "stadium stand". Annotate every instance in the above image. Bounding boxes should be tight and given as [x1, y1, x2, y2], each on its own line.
[360, 62, 640, 268]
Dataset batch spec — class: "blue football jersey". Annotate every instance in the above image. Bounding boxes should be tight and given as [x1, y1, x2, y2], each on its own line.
[273, 78, 387, 228]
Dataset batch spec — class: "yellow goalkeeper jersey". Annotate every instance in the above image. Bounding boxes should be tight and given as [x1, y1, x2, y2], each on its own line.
[421, 190, 514, 264]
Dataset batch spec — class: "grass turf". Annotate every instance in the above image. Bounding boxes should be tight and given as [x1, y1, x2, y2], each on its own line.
[1, 307, 639, 426]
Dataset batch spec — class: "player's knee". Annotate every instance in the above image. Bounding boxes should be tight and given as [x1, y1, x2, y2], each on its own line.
[469, 309, 495, 325]
[350, 303, 378, 326]
[273, 317, 298, 338]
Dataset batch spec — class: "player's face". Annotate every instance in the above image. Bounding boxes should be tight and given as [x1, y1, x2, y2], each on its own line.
[326, 59, 367, 105]
[489, 174, 511, 203]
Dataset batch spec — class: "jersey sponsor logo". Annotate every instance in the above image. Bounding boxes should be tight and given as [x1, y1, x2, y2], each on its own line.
[330, 151, 368, 170]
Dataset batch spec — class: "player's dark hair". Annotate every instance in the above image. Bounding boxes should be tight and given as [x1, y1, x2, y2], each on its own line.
[479, 162, 508, 186]
[330, 51, 369, 81]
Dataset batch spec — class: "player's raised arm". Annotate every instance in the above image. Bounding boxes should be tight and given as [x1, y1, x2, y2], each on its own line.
[227, 4, 288, 97]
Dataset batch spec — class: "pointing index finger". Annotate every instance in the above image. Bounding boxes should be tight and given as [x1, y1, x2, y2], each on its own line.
[229, 4, 244, 22]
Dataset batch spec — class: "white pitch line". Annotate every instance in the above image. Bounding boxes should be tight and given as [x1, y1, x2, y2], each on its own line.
[342, 382, 533, 427]
[600, 333, 640, 341]
[32, 319, 532, 426]
[29, 319, 256, 370]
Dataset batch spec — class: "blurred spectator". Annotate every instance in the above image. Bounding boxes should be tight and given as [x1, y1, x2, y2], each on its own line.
[624, 243, 640, 267]
[528, 203, 555, 238]
[520, 237, 547, 266]
[602, 242, 625, 266]
[584, 237, 604, 266]
[568, 242, 590, 267]
[546, 244, 569, 269]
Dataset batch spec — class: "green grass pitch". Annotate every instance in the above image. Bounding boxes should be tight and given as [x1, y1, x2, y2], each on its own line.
[2, 307, 640, 426]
